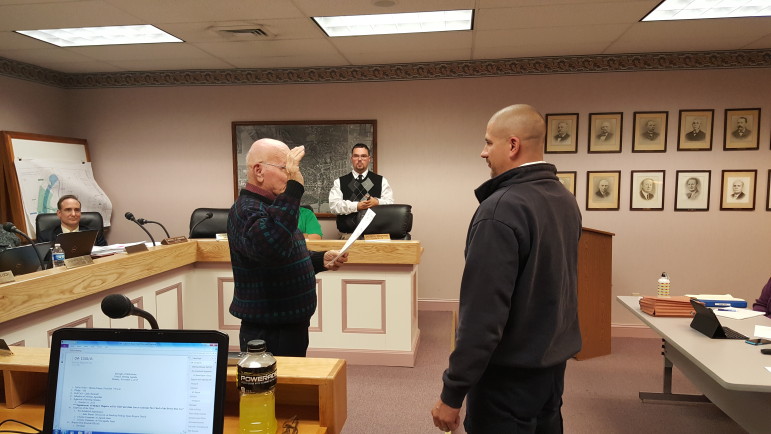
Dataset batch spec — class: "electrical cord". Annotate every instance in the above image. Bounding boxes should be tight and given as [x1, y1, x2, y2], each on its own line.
[0, 419, 41, 433]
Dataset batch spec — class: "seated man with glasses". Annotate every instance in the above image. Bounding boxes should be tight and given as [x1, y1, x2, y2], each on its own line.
[328, 143, 394, 238]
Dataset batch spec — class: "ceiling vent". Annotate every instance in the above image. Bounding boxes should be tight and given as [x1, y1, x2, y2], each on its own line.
[210, 25, 275, 40]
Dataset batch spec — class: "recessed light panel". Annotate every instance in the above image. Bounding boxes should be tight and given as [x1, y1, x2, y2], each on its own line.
[15, 25, 182, 47]
[643, 0, 771, 21]
[313, 10, 473, 37]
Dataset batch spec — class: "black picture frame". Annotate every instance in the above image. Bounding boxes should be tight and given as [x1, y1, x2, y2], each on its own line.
[588, 113, 622, 153]
[586, 171, 621, 210]
[677, 109, 713, 151]
[632, 112, 667, 153]
[720, 170, 757, 211]
[724, 108, 760, 151]
[545, 114, 579, 154]
[675, 170, 711, 212]
[630, 170, 665, 211]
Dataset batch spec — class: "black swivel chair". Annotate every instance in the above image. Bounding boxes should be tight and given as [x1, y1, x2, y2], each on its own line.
[338, 204, 413, 240]
[188, 208, 230, 238]
[35, 212, 104, 242]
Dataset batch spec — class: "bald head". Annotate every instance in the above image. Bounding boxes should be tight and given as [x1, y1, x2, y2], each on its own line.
[481, 105, 546, 177]
[244, 138, 293, 194]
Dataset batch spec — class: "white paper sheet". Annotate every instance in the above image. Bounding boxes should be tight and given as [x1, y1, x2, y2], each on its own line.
[326, 208, 376, 266]
[713, 309, 765, 320]
[754, 325, 771, 339]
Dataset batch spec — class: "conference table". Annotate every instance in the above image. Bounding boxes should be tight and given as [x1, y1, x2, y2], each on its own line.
[617, 296, 771, 434]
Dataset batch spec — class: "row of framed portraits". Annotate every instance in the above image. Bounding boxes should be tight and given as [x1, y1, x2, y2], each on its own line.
[556, 169, 770, 212]
[545, 108, 764, 153]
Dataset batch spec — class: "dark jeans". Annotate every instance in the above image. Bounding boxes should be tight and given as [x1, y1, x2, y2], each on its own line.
[464, 361, 567, 434]
[239, 320, 310, 357]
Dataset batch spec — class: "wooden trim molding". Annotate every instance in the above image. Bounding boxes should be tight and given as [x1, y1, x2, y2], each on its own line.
[1, 49, 769, 89]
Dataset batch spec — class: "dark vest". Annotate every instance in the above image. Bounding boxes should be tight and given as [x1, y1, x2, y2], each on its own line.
[336, 172, 384, 233]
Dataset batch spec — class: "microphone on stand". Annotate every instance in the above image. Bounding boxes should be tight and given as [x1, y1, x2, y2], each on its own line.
[136, 218, 170, 238]
[189, 212, 214, 238]
[2, 222, 47, 271]
[124, 212, 156, 246]
[101, 294, 159, 330]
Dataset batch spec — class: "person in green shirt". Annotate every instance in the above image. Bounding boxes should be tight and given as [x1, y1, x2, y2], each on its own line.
[298, 206, 322, 239]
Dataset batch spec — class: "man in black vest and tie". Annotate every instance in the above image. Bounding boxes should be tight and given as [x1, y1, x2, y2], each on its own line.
[329, 143, 394, 237]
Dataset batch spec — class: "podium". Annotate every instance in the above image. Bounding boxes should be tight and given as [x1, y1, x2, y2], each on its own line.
[575, 227, 614, 360]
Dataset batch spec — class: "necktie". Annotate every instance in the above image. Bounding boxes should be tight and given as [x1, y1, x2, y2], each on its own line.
[357, 174, 363, 182]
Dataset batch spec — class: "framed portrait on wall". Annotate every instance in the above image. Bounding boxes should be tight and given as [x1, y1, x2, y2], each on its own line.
[232, 120, 377, 216]
[720, 170, 756, 210]
[632, 112, 667, 153]
[588, 113, 622, 153]
[586, 171, 620, 210]
[677, 109, 713, 151]
[630, 170, 665, 210]
[545, 114, 578, 154]
[675, 170, 710, 211]
[724, 108, 760, 151]
[556, 171, 576, 195]
[767, 170, 771, 211]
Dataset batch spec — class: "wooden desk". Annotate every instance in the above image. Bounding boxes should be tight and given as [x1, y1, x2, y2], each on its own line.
[0, 347, 345, 433]
[0, 239, 422, 366]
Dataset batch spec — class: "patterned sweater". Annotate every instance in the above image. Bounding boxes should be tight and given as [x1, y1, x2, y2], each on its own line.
[227, 180, 326, 326]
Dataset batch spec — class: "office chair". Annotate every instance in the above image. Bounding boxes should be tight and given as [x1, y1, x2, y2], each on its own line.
[338, 204, 413, 240]
[35, 212, 104, 241]
[188, 208, 229, 238]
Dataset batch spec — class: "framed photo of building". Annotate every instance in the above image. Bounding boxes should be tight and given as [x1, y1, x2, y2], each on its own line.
[632, 112, 667, 153]
[556, 171, 576, 195]
[545, 114, 578, 154]
[677, 109, 713, 151]
[630, 170, 665, 210]
[586, 171, 620, 210]
[720, 170, 756, 210]
[724, 108, 760, 151]
[675, 170, 710, 211]
[588, 113, 622, 153]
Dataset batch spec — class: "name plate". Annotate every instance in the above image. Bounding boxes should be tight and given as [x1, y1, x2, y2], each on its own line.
[0, 270, 14, 284]
[64, 255, 94, 269]
[125, 243, 149, 254]
[162, 236, 188, 245]
[363, 234, 391, 240]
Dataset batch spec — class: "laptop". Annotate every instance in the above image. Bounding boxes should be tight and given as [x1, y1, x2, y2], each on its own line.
[689, 299, 749, 340]
[55, 229, 98, 259]
[44, 328, 229, 434]
[0, 243, 47, 275]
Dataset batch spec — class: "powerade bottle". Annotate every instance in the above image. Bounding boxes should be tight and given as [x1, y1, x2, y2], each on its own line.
[51, 243, 65, 268]
[238, 339, 277, 434]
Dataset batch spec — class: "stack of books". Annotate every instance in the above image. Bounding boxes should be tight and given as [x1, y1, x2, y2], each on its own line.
[639, 296, 694, 317]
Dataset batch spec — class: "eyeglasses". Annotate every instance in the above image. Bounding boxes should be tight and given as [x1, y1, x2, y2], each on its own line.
[259, 161, 287, 170]
[352, 155, 370, 160]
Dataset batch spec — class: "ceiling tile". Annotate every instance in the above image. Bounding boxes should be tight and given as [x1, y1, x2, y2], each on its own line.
[105, 0, 304, 23]
[0, 1, 140, 32]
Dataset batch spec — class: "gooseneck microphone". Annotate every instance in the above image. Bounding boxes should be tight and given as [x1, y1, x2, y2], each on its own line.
[189, 212, 214, 238]
[101, 293, 160, 330]
[124, 212, 156, 246]
[3, 222, 47, 271]
[136, 218, 171, 238]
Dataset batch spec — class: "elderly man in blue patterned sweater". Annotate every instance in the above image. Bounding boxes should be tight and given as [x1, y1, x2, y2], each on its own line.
[228, 138, 348, 357]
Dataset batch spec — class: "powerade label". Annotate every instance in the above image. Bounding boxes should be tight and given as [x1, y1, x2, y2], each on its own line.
[238, 363, 277, 393]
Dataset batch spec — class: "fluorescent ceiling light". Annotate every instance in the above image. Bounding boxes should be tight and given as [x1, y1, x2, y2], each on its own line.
[15, 25, 182, 47]
[643, 0, 771, 21]
[313, 9, 473, 37]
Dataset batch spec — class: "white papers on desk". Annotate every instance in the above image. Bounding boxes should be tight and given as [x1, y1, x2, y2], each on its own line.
[714, 309, 765, 320]
[755, 325, 771, 339]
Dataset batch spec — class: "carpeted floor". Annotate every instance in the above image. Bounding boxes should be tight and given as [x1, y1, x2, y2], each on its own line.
[342, 311, 746, 434]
